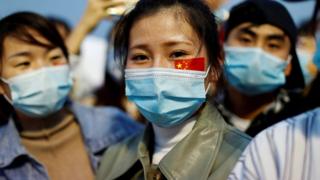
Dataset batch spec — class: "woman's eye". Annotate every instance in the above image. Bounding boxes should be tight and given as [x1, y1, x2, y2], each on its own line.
[48, 54, 67, 66]
[15, 61, 30, 68]
[50, 55, 63, 61]
[131, 55, 148, 61]
[170, 51, 188, 59]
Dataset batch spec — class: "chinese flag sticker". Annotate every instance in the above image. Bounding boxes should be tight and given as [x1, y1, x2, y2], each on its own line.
[174, 57, 205, 71]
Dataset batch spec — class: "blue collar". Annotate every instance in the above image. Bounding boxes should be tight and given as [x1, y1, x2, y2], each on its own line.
[69, 102, 121, 153]
[0, 102, 122, 168]
[0, 119, 28, 168]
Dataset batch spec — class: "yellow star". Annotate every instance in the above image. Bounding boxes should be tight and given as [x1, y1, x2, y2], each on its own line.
[176, 63, 182, 69]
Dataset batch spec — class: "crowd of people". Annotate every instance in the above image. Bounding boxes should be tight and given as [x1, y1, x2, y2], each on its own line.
[0, 0, 319, 179]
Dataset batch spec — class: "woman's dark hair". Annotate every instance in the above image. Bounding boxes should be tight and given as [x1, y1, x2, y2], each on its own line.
[113, 0, 222, 77]
[0, 12, 68, 120]
[47, 16, 72, 38]
[298, 20, 316, 37]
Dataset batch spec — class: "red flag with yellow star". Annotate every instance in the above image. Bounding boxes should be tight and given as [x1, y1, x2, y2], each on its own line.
[174, 57, 205, 71]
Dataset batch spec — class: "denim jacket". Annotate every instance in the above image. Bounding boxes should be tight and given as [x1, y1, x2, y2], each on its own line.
[0, 102, 144, 180]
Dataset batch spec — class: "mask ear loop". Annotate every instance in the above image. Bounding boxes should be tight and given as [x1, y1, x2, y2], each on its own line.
[205, 66, 212, 94]
[195, 43, 213, 94]
[286, 54, 292, 65]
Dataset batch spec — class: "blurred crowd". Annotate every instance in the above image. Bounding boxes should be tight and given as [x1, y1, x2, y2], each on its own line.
[0, 0, 319, 179]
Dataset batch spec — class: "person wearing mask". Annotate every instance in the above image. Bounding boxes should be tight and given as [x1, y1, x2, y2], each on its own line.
[217, 0, 305, 137]
[0, 12, 143, 180]
[96, 0, 251, 179]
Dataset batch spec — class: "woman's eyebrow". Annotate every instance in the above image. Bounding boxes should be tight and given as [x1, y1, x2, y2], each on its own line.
[162, 40, 194, 47]
[7, 51, 30, 60]
[129, 40, 194, 50]
[129, 44, 149, 50]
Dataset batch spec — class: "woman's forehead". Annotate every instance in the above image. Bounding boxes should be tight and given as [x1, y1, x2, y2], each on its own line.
[129, 9, 200, 47]
[2, 33, 55, 60]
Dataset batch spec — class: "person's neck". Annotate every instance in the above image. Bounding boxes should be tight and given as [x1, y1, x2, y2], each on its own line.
[226, 86, 276, 120]
[152, 118, 196, 149]
[14, 108, 69, 132]
[151, 117, 196, 165]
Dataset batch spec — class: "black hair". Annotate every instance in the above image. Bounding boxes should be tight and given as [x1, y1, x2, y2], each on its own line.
[298, 20, 316, 37]
[113, 0, 222, 78]
[0, 11, 69, 120]
[47, 16, 72, 38]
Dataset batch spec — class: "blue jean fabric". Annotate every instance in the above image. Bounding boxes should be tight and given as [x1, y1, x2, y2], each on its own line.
[0, 102, 144, 180]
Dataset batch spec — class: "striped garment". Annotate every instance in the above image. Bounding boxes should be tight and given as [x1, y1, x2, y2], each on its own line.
[228, 108, 320, 180]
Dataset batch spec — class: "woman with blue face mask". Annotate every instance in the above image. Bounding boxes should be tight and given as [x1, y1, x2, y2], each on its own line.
[96, 0, 251, 179]
[0, 12, 143, 180]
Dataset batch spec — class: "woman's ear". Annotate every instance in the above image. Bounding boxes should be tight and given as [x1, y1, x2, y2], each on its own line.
[284, 60, 292, 76]
[0, 81, 5, 95]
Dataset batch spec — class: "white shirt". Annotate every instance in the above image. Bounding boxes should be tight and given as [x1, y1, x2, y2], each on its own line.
[152, 117, 196, 165]
[229, 116, 251, 132]
[228, 108, 320, 180]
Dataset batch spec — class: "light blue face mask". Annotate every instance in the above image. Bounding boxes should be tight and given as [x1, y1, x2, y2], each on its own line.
[297, 50, 316, 86]
[1, 65, 73, 118]
[125, 67, 209, 128]
[224, 46, 289, 96]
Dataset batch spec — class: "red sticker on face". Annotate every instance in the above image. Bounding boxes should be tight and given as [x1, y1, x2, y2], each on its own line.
[174, 57, 205, 71]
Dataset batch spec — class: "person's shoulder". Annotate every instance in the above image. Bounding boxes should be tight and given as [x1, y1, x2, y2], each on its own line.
[207, 124, 251, 180]
[228, 108, 320, 180]
[245, 107, 320, 156]
[286, 107, 320, 124]
[224, 124, 252, 150]
[71, 102, 143, 128]
[259, 107, 320, 138]
[70, 102, 144, 148]
[97, 131, 143, 180]
[104, 130, 143, 155]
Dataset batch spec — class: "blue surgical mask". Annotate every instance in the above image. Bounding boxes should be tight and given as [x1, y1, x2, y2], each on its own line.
[1, 65, 73, 118]
[125, 67, 209, 128]
[224, 46, 289, 96]
[297, 50, 316, 86]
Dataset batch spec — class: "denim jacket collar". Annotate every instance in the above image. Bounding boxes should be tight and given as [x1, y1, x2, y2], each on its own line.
[0, 102, 134, 169]
[70, 102, 111, 154]
[0, 119, 29, 168]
